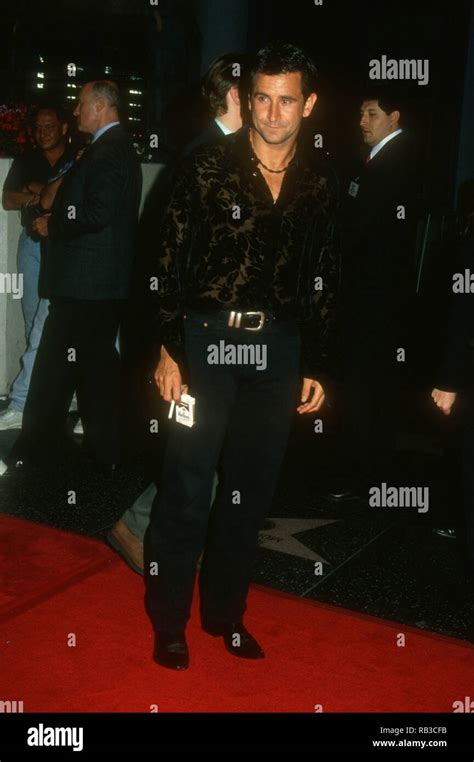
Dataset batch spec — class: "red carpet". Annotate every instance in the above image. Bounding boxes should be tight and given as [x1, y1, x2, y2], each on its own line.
[0, 515, 113, 622]
[2, 516, 474, 712]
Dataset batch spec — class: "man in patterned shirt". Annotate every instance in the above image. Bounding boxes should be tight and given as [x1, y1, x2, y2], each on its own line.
[146, 42, 340, 670]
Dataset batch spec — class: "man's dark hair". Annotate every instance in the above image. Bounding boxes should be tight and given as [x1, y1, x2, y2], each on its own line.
[201, 53, 248, 117]
[30, 103, 68, 126]
[249, 42, 318, 100]
[361, 93, 403, 119]
[91, 80, 122, 112]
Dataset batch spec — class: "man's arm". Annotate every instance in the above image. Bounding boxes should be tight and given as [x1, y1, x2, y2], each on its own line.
[22, 177, 67, 236]
[2, 156, 40, 210]
[38, 174, 67, 212]
[151, 157, 198, 399]
[2, 188, 41, 211]
[297, 171, 341, 413]
[431, 236, 474, 415]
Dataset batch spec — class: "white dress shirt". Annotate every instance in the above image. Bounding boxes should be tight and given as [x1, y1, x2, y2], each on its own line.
[370, 128, 403, 160]
[214, 118, 232, 136]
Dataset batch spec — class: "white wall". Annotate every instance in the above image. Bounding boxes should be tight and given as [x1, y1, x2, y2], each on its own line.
[0, 159, 163, 396]
[0, 159, 24, 396]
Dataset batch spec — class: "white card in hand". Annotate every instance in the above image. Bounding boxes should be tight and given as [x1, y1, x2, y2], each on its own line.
[168, 393, 196, 427]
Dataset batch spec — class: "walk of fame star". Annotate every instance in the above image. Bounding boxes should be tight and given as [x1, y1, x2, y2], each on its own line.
[258, 518, 338, 563]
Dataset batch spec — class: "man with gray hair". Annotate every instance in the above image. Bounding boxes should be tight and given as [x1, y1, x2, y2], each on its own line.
[7, 80, 142, 474]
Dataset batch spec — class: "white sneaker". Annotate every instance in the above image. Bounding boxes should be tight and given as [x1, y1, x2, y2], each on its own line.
[73, 418, 83, 435]
[0, 407, 23, 430]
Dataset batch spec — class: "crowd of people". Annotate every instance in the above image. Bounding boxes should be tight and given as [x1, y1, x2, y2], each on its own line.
[1, 41, 471, 669]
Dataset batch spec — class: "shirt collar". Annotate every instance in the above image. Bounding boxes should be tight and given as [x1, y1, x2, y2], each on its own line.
[214, 117, 232, 136]
[370, 128, 403, 160]
[232, 125, 305, 172]
[92, 121, 120, 144]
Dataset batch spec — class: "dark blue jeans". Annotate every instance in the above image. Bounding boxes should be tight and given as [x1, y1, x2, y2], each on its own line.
[145, 310, 301, 633]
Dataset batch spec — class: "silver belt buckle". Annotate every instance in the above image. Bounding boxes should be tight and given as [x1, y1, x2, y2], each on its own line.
[227, 310, 265, 331]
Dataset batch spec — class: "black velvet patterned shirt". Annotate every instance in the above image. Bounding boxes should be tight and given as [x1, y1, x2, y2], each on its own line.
[151, 125, 340, 381]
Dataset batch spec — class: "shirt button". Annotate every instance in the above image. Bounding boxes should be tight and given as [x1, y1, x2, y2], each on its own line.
[252, 171, 258, 177]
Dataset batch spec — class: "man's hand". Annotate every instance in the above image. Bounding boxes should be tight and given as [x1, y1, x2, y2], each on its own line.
[431, 388, 457, 416]
[32, 214, 51, 237]
[297, 378, 325, 414]
[154, 346, 187, 403]
[24, 181, 45, 196]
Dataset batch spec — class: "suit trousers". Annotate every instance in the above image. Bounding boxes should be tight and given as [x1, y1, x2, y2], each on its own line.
[462, 399, 474, 570]
[144, 310, 301, 634]
[338, 297, 404, 487]
[12, 297, 125, 466]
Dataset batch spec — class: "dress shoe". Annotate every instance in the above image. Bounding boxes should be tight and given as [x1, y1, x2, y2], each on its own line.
[0, 407, 23, 430]
[203, 620, 265, 659]
[325, 485, 357, 501]
[153, 631, 189, 670]
[73, 418, 84, 435]
[433, 527, 457, 539]
[106, 519, 144, 575]
[1, 458, 41, 479]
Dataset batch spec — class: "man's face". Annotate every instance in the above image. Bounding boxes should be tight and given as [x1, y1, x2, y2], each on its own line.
[33, 110, 66, 152]
[360, 100, 400, 147]
[73, 84, 100, 134]
[249, 72, 317, 146]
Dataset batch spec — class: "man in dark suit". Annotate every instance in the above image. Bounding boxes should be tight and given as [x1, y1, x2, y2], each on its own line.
[9, 80, 142, 472]
[432, 232, 474, 568]
[331, 93, 419, 497]
[108, 53, 246, 573]
[184, 52, 246, 154]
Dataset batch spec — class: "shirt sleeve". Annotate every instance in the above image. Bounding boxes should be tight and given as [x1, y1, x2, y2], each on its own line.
[435, 237, 474, 392]
[298, 170, 341, 387]
[2, 156, 29, 193]
[150, 156, 199, 380]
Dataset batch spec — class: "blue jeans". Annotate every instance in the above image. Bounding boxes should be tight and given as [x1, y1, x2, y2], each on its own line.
[9, 230, 50, 413]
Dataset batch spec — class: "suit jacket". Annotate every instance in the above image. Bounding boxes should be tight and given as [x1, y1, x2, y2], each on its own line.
[342, 131, 419, 302]
[181, 119, 227, 157]
[42, 124, 142, 300]
[436, 235, 474, 392]
[340, 131, 420, 358]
